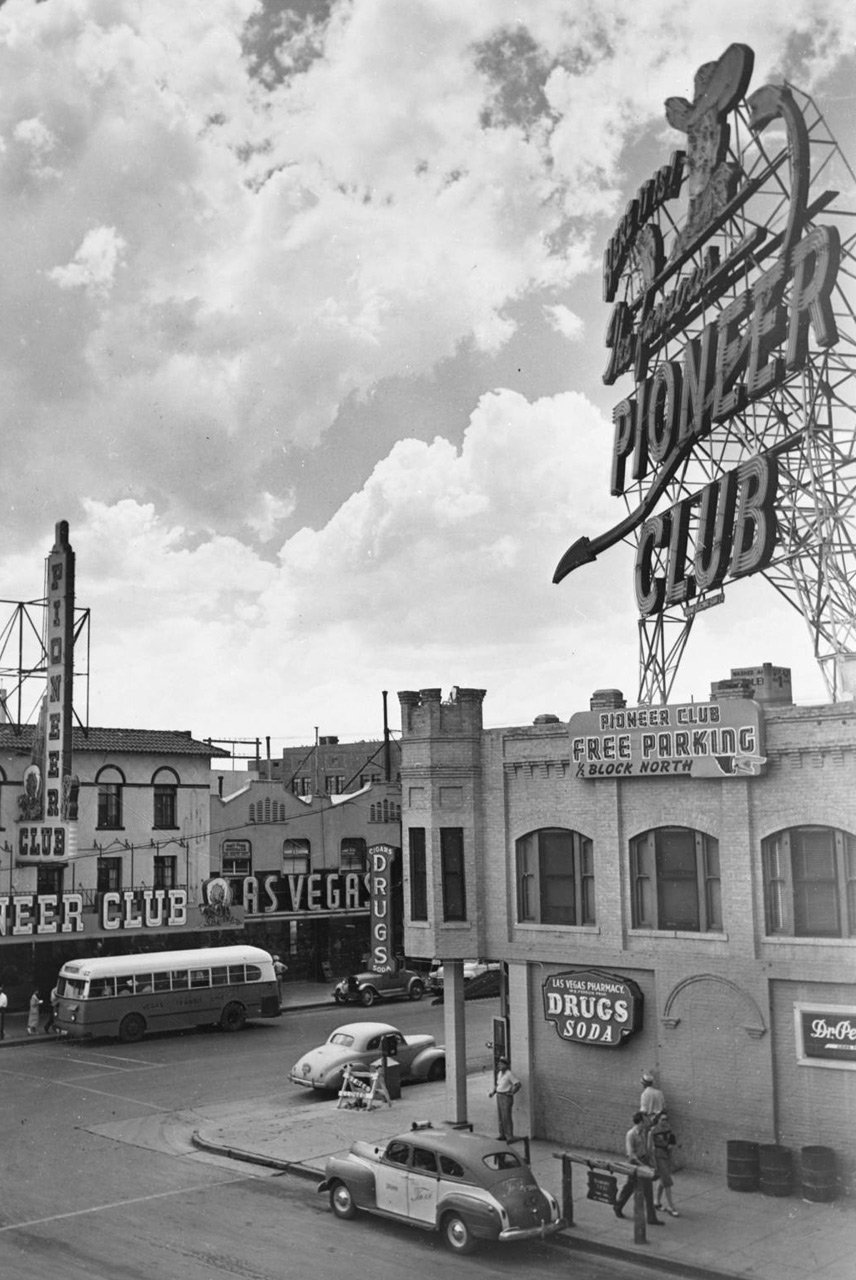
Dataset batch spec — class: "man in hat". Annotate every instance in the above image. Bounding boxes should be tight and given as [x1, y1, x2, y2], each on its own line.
[640, 1069, 665, 1120]
[489, 1056, 520, 1141]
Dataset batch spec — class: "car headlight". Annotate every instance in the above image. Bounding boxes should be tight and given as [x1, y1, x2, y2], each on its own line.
[301, 1062, 311, 1076]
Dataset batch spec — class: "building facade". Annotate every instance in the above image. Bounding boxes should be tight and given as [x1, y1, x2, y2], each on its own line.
[255, 735, 401, 796]
[398, 677, 856, 1190]
[209, 777, 403, 981]
[0, 725, 232, 1006]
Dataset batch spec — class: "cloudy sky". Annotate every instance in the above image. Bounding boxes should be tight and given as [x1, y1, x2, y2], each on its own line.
[1, 0, 854, 752]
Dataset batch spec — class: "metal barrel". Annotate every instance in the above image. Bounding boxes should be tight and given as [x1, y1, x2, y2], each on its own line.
[800, 1146, 837, 1203]
[726, 1140, 759, 1192]
[759, 1144, 793, 1197]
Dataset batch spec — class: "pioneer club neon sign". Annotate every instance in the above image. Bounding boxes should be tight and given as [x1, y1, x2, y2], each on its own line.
[554, 44, 841, 617]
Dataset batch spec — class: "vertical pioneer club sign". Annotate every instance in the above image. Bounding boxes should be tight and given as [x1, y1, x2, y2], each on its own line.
[369, 843, 396, 973]
[17, 522, 79, 865]
[553, 43, 842, 618]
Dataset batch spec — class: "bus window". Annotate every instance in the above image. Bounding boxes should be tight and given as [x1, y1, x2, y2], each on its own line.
[245, 965, 262, 982]
[211, 967, 228, 986]
[63, 977, 88, 999]
[171, 970, 189, 989]
[228, 965, 245, 984]
[153, 972, 171, 993]
[118, 979, 134, 995]
[89, 978, 115, 999]
[189, 969, 209, 989]
[134, 975, 154, 994]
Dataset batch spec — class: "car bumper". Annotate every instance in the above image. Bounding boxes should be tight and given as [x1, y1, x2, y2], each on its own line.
[289, 1073, 320, 1088]
[498, 1219, 565, 1243]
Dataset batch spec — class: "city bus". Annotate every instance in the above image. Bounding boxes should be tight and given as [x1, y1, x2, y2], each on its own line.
[54, 945, 281, 1043]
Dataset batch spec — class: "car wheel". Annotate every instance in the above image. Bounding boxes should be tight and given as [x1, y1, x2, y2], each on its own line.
[441, 1211, 476, 1254]
[427, 1059, 446, 1082]
[360, 987, 377, 1007]
[220, 1002, 246, 1032]
[408, 980, 425, 1001]
[333, 992, 346, 1004]
[329, 1181, 357, 1220]
[118, 1013, 146, 1044]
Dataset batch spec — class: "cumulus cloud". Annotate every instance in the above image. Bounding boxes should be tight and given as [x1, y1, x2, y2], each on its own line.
[0, 0, 850, 736]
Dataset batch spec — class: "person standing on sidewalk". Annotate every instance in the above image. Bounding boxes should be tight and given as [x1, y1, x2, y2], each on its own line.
[489, 1057, 520, 1141]
[272, 955, 287, 1007]
[652, 1111, 679, 1216]
[640, 1069, 665, 1120]
[27, 990, 42, 1035]
[613, 1111, 663, 1225]
[43, 984, 59, 1034]
[0, 985, 6, 1039]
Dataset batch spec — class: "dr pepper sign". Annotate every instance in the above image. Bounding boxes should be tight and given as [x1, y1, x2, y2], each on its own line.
[543, 970, 643, 1048]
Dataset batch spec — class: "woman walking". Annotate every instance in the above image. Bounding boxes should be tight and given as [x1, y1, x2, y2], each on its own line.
[652, 1111, 679, 1216]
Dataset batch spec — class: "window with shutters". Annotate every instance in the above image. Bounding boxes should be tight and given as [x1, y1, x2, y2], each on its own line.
[763, 826, 856, 937]
[516, 828, 595, 925]
[630, 827, 721, 931]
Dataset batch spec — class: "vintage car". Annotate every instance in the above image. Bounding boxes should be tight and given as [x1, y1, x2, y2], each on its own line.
[332, 964, 426, 1006]
[427, 959, 500, 990]
[318, 1125, 564, 1254]
[288, 1021, 445, 1092]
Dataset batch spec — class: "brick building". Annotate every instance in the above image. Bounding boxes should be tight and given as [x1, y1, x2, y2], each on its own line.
[398, 674, 856, 1189]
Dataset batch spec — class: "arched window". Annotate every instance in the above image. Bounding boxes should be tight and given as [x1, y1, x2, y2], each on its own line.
[340, 838, 367, 872]
[516, 828, 595, 926]
[96, 766, 125, 830]
[283, 838, 310, 874]
[152, 767, 179, 830]
[763, 826, 856, 937]
[630, 826, 721, 931]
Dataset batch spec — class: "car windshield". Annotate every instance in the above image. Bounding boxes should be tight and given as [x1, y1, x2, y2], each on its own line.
[329, 1032, 355, 1047]
[482, 1151, 522, 1171]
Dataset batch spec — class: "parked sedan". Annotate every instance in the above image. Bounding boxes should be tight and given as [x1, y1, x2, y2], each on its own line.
[288, 1021, 445, 1092]
[333, 965, 426, 1006]
[318, 1125, 564, 1254]
[427, 959, 500, 990]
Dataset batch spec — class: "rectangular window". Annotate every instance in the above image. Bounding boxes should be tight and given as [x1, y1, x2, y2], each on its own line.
[37, 865, 64, 897]
[97, 783, 122, 829]
[324, 775, 345, 794]
[97, 857, 122, 894]
[153, 856, 177, 890]
[154, 784, 177, 829]
[409, 827, 428, 921]
[440, 827, 466, 922]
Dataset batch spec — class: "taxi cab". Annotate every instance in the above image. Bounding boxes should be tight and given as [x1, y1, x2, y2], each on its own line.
[318, 1124, 563, 1254]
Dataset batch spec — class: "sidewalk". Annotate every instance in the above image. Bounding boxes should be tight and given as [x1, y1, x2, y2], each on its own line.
[6, 985, 854, 1280]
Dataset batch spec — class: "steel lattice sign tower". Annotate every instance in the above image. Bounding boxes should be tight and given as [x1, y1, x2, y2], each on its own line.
[554, 44, 856, 704]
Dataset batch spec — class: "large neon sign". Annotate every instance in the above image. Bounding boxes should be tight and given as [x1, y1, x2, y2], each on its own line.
[554, 44, 842, 627]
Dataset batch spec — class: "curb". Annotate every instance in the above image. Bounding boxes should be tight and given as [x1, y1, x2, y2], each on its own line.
[190, 1130, 743, 1280]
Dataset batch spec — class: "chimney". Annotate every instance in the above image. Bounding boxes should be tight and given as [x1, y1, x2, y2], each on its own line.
[590, 689, 626, 711]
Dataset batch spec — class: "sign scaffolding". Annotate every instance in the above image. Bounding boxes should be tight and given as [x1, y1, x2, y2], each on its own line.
[554, 44, 856, 704]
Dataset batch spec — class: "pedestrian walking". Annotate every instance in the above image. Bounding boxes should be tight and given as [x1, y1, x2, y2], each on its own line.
[272, 955, 287, 1007]
[640, 1069, 665, 1120]
[489, 1056, 520, 1141]
[27, 990, 42, 1035]
[44, 984, 59, 1034]
[652, 1111, 679, 1215]
[613, 1111, 663, 1225]
[0, 985, 6, 1039]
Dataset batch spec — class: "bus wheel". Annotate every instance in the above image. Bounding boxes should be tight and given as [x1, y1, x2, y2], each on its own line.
[119, 1013, 146, 1044]
[220, 1002, 246, 1033]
